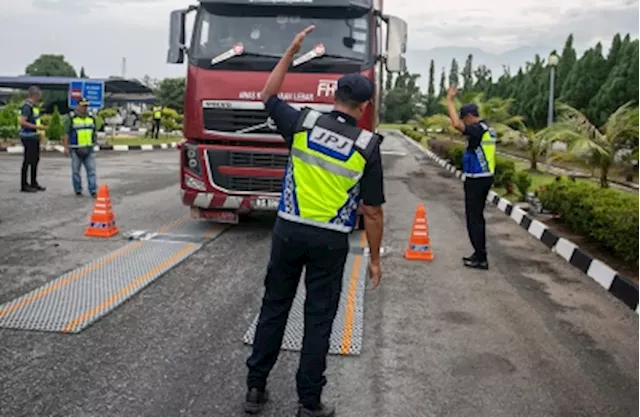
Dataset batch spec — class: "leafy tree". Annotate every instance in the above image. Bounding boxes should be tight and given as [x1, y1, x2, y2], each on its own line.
[448, 58, 459, 86]
[156, 77, 186, 113]
[26, 54, 77, 77]
[461, 54, 474, 92]
[438, 68, 446, 98]
[588, 38, 639, 126]
[25, 54, 77, 107]
[560, 43, 608, 116]
[382, 72, 421, 123]
[141, 74, 160, 91]
[0, 102, 19, 139]
[46, 106, 64, 141]
[473, 65, 492, 95]
[423, 60, 437, 115]
[556, 34, 577, 97]
[80, 67, 88, 78]
[547, 101, 639, 187]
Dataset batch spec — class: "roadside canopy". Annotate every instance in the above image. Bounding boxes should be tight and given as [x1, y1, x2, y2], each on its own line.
[0, 75, 153, 94]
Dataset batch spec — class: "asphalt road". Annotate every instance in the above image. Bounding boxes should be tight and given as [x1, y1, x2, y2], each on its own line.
[0, 136, 637, 417]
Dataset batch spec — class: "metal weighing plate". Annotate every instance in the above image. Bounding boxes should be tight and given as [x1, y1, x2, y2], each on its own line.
[0, 221, 228, 333]
[243, 231, 369, 356]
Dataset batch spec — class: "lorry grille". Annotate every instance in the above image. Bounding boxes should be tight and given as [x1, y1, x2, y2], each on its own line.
[230, 152, 289, 169]
[203, 108, 271, 133]
[228, 177, 283, 193]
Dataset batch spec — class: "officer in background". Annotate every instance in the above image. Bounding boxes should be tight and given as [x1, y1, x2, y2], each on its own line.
[18, 86, 48, 193]
[63, 98, 98, 197]
[151, 104, 162, 139]
[446, 84, 496, 270]
[244, 26, 385, 417]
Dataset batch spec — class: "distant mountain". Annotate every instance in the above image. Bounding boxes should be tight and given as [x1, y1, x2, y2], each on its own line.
[405, 45, 561, 91]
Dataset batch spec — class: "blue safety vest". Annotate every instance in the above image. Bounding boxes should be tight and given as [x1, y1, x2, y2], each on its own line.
[19, 101, 40, 138]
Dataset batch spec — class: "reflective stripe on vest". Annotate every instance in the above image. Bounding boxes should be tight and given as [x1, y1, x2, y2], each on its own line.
[70, 115, 95, 147]
[278, 109, 378, 233]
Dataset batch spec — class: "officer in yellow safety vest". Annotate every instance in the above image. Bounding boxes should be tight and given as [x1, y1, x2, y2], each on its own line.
[18, 86, 48, 193]
[244, 26, 385, 417]
[63, 98, 98, 197]
[446, 84, 496, 270]
[151, 104, 162, 139]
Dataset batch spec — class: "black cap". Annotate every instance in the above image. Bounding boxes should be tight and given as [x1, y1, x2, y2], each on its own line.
[460, 104, 479, 118]
[336, 73, 374, 103]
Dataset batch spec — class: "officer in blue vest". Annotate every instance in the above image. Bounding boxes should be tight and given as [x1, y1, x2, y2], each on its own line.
[18, 86, 48, 193]
[446, 85, 496, 269]
[63, 98, 98, 197]
[244, 26, 385, 417]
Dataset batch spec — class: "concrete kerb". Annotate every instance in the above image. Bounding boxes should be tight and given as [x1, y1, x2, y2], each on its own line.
[1, 142, 179, 154]
[391, 129, 639, 313]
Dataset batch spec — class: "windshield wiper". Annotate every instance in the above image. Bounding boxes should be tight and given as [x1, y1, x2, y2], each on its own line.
[210, 43, 282, 66]
[292, 44, 356, 67]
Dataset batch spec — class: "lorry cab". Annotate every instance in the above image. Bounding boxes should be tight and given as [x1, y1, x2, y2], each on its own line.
[168, 0, 407, 224]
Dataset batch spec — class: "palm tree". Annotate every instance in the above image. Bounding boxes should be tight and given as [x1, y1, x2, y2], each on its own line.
[500, 122, 552, 171]
[437, 94, 524, 136]
[546, 101, 639, 187]
[414, 114, 458, 135]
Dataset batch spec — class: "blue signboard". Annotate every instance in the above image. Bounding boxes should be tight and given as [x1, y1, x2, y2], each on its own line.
[68, 79, 104, 110]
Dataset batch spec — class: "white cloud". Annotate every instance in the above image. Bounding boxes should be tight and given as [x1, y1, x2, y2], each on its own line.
[0, 0, 636, 79]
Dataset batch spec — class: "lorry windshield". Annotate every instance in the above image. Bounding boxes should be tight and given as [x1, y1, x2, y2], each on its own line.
[191, 6, 370, 64]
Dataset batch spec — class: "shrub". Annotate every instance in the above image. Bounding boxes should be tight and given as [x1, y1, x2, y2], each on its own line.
[95, 114, 105, 131]
[444, 144, 464, 169]
[46, 106, 64, 141]
[400, 126, 422, 141]
[40, 114, 52, 127]
[514, 171, 532, 200]
[0, 103, 19, 139]
[495, 156, 515, 183]
[496, 168, 515, 188]
[538, 179, 639, 263]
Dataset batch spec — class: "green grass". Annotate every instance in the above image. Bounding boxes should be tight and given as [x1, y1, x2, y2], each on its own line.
[378, 123, 407, 130]
[105, 135, 179, 146]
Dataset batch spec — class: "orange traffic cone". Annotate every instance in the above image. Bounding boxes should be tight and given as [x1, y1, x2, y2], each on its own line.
[85, 184, 119, 238]
[404, 204, 434, 261]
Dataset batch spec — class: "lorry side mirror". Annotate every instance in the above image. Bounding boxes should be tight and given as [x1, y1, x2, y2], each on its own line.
[385, 15, 408, 73]
[168, 9, 187, 64]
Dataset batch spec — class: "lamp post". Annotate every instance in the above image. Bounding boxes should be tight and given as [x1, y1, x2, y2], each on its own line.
[545, 53, 560, 167]
[547, 53, 559, 127]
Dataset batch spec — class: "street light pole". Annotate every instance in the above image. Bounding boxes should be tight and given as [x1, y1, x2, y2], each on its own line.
[545, 53, 559, 167]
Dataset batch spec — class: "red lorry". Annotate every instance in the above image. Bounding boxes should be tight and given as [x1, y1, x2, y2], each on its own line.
[167, 0, 407, 224]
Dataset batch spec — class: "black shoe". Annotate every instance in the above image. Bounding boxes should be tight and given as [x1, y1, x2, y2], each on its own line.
[33, 184, 46, 191]
[244, 388, 268, 414]
[297, 403, 335, 417]
[91, 192, 97, 198]
[76, 192, 83, 196]
[462, 253, 477, 263]
[21, 186, 37, 193]
[464, 257, 489, 270]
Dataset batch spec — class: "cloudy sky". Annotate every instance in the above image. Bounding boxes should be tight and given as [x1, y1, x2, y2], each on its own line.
[0, 0, 637, 80]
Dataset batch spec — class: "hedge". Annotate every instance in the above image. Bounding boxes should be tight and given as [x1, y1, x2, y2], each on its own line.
[400, 126, 423, 141]
[538, 179, 639, 264]
[427, 139, 516, 187]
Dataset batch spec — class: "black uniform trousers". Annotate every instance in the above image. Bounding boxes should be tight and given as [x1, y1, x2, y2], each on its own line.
[463, 176, 494, 260]
[152, 119, 161, 139]
[246, 222, 349, 408]
[20, 136, 40, 188]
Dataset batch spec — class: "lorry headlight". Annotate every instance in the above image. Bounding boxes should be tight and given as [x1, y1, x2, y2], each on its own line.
[183, 143, 202, 175]
[185, 174, 206, 191]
